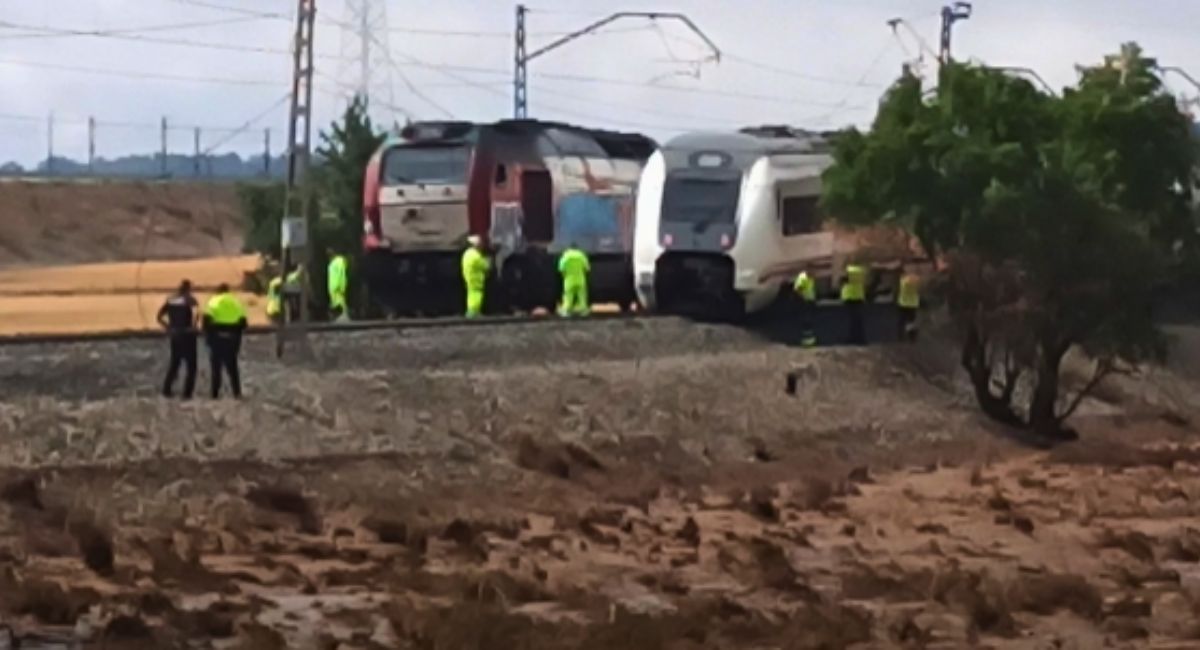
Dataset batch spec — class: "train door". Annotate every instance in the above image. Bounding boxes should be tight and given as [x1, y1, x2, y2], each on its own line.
[521, 170, 554, 243]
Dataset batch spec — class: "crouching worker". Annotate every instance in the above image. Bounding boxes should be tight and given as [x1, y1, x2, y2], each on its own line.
[204, 283, 248, 399]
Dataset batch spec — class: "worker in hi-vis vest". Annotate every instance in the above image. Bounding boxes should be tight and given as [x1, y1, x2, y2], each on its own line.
[841, 262, 867, 345]
[203, 283, 247, 399]
[557, 243, 591, 317]
[461, 235, 490, 318]
[793, 268, 817, 347]
[897, 264, 921, 342]
[327, 250, 349, 322]
[283, 262, 303, 322]
[265, 275, 283, 324]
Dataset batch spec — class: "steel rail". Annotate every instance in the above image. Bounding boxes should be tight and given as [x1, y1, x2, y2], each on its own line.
[0, 311, 661, 347]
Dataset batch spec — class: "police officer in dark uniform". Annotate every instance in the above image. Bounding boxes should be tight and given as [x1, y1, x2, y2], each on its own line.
[156, 279, 199, 399]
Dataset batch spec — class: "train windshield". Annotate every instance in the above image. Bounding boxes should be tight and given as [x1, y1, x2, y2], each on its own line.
[661, 175, 741, 225]
[382, 145, 470, 185]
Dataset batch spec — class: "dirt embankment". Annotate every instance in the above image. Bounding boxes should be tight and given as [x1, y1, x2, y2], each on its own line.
[0, 320, 1198, 648]
[0, 179, 244, 268]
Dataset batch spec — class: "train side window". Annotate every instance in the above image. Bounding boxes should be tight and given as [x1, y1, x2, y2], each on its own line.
[494, 164, 508, 186]
[781, 195, 822, 236]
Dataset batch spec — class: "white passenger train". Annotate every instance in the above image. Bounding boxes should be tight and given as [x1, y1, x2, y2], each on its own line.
[633, 127, 836, 317]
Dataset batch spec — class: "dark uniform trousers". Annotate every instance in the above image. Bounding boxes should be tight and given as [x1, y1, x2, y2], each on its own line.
[898, 306, 918, 342]
[845, 299, 866, 346]
[163, 332, 198, 398]
[206, 327, 243, 399]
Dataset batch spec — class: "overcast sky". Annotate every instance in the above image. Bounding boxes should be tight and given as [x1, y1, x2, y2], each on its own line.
[2, 0, 1199, 165]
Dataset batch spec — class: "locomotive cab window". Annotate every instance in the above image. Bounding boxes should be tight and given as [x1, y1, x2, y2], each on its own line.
[494, 164, 508, 186]
[780, 195, 822, 236]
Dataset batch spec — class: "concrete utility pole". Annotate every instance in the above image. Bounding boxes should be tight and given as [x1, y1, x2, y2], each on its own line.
[939, 2, 972, 63]
[277, 0, 317, 358]
[193, 127, 202, 177]
[514, 4, 527, 119]
[512, 6, 721, 119]
[87, 117, 96, 175]
[46, 113, 54, 176]
[263, 128, 271, 177]
[160, 117, 169, 178]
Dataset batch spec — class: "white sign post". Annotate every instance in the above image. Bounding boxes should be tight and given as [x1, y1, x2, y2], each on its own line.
[281, 216, 308, 249]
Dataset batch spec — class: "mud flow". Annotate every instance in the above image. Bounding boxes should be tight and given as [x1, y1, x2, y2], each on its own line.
[1, 320, 1198, 648]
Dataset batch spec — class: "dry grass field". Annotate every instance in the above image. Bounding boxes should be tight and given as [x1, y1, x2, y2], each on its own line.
[0, 255, 266, 335]
[0, 179, 242, 267]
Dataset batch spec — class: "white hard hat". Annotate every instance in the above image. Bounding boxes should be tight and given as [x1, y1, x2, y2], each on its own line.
[466, 235, 482, 247]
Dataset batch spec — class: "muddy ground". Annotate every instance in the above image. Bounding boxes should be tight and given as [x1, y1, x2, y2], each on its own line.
[0, 318, 1198, 649]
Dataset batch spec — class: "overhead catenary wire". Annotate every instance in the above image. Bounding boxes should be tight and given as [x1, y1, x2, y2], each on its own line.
[0, 110, 290, 134]
[0, 22, 324, 58]
[371, 55, 869, 111]
[168, 0, 647, 39]
[0, 15, 270, 39]
[316, 71, 420, 121]
[368, 32, 456, 119]
[3, 7, 880, 114]
[134, 92, 292, 329]
[528, 84, 742, 128]
[382, 47, 708, 133]
[164, 0, 292, 21]
[802, 37, 900, 125]
[0, 58, 283, 87]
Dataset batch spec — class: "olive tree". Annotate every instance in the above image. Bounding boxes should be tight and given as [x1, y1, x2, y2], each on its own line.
[822, 44, 1197, 438]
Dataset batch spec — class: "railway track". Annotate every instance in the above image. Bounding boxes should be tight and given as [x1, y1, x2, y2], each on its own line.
[0, 310, 661, 347]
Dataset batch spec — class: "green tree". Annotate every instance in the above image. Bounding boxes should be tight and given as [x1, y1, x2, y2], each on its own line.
[823, 44, 1198, 438]
[237, 181, 286, 257]
[236, 96, 385, 314]
[311, 95, 386, 316]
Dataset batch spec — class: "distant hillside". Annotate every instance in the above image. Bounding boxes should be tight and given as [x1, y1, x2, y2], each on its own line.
[0, 179, 246, 268]
[0, 152, 287, 180]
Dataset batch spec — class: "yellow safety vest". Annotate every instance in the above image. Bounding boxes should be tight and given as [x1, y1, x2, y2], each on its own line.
[327, 255, 348, 296]
[558, 248, 590, 284]
[841, 264, 866, 302]
[461, 247, 489, 288]
[793, 271, 816, 302]
[206, 292, 246, 325]
[898, 274, 920, 309]
[266, 277, 282, 316]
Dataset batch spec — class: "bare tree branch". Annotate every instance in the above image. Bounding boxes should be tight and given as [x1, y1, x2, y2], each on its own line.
[1000, 349, 1021, 403]
[1056, 358, 1114, 423]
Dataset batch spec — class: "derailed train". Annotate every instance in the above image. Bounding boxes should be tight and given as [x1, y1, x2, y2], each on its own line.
[361, 121, 834, 318]
[634, 127, 835, 317]
[361, 120, 653, 316]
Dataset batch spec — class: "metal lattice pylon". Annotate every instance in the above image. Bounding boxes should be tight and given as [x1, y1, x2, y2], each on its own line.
[337, 0, 397, 125]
